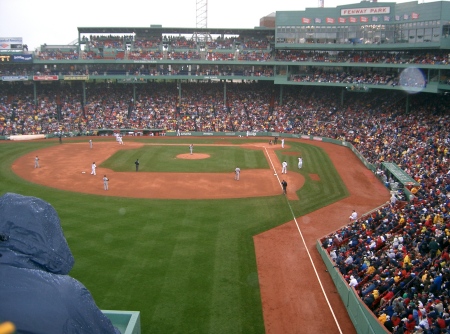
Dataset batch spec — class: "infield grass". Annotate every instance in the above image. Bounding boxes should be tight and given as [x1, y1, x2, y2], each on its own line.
[101, 145, 269, 172]
[0, 137, 348, 333]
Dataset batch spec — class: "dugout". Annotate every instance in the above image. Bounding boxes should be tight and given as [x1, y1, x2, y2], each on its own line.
[380, 162, 419, 200]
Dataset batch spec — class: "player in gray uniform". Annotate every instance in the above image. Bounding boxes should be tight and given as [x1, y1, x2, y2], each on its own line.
[189, 144, 193, 155]
[34, 156, 40, 168]
[103, 175, 109, 190]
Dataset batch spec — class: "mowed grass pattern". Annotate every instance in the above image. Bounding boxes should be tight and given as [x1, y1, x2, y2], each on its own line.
[0, 138, 348, 333]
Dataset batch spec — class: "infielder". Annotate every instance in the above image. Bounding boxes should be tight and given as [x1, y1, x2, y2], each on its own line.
[103, 175, 109, 190]
[281, 161, 288, 174]
[91, 162, 97, 175]
[34, 156, 40, 168]
[89, 139, 93, 149]
[298, 157, 303, 169]
[235, 167, 241, 180]
[281, 138, 285, 148]
[189, 144, 193, 155]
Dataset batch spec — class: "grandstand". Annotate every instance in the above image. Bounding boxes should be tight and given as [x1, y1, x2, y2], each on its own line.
[1, 1, 450, 333]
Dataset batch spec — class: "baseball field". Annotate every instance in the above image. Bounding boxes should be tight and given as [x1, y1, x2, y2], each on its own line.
[0, 135, 389, 333]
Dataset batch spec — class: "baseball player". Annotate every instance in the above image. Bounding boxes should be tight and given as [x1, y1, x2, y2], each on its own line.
[34, 156, 40, 168]
[135, 159, 139, 172]
[118, 135, 124, 145]
[281, 161, 288, 174]
[298, 157, 303, 169]
[89, 139, 93, 149]
[103, 175, 109, 190]
[189, 144, 193, 155]
[281, 138, 285, 148]
[235, 167, 241, 180]
[91, 162, 96, 175]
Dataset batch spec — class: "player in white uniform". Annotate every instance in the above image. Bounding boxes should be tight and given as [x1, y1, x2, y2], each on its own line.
[281, 161, 288, 174]
[34, 156, 40, 168]
[281, 138, 285, 148]
[234, 167, 241, 180]
[298, 157, 303, 169]
[349, 210, 358, 222]
[91, 162, 97, 175]
[189, 144, 193, 155]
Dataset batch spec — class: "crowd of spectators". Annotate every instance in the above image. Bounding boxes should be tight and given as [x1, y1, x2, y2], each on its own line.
[318, 93, 450, 332]
[290, 69, 397, 86]
[1, 82, 450, 332]
[275, 50, 450, 65]
[32, 36, 449, 65]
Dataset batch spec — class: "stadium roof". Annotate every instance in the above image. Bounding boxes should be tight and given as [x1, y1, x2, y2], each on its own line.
[77, 26, 274, 35]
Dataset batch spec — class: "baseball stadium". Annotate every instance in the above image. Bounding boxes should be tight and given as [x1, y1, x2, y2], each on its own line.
[1, 1, 450, 333]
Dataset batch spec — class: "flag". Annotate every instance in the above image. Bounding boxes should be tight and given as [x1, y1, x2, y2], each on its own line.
[395, 15, 400, 21]
[372, 16, 379, 22]
[349, 17, 357, 23]
[411, 12, 419, 19]
[338, 17, 346, 23]
[315, 18, 322, 23]
[302, 17, 311, 24]
[326, 17, 335, 24]
[360, 16, 368, 22]
[384, 15, 390, 21]
[403, 14, 409, 20]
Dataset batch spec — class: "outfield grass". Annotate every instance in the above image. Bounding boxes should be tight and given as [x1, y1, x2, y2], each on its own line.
[0, 137, 348, 333]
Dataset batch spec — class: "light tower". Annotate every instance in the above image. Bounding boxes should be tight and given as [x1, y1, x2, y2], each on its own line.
[193, 0, 211, 43]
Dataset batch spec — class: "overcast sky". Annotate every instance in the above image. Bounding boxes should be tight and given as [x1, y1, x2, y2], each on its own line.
[0, 0, 439, 50]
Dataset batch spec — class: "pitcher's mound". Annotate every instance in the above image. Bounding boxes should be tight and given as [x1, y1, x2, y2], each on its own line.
[177, 153, 210, 159]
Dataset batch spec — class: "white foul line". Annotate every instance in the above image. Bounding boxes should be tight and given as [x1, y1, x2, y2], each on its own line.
[263, 146, 343, 334]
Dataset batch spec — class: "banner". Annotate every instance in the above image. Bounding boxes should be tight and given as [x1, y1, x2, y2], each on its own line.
[411, 12, 419, 19]
[340, 6, 390, 15]
[302, 18, 311, 24]
[33, 75, 58, 81]
[0, 37, 23, 51]
[326, 18, 335, 24]
[349, 17, 357, 23]
[315, 18, 322, 23]
[12, 54, 32, 62]
[2, 76, 28, 81]
[63, 75, 89, 81]
[360, 16, 369, 22]
[338, 17, 347, 23]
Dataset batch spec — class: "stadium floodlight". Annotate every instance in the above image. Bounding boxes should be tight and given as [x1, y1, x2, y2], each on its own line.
[193, 0, 212, 43]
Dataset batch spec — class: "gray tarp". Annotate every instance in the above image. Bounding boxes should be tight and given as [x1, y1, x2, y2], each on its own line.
[0, 193, 119, 334]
